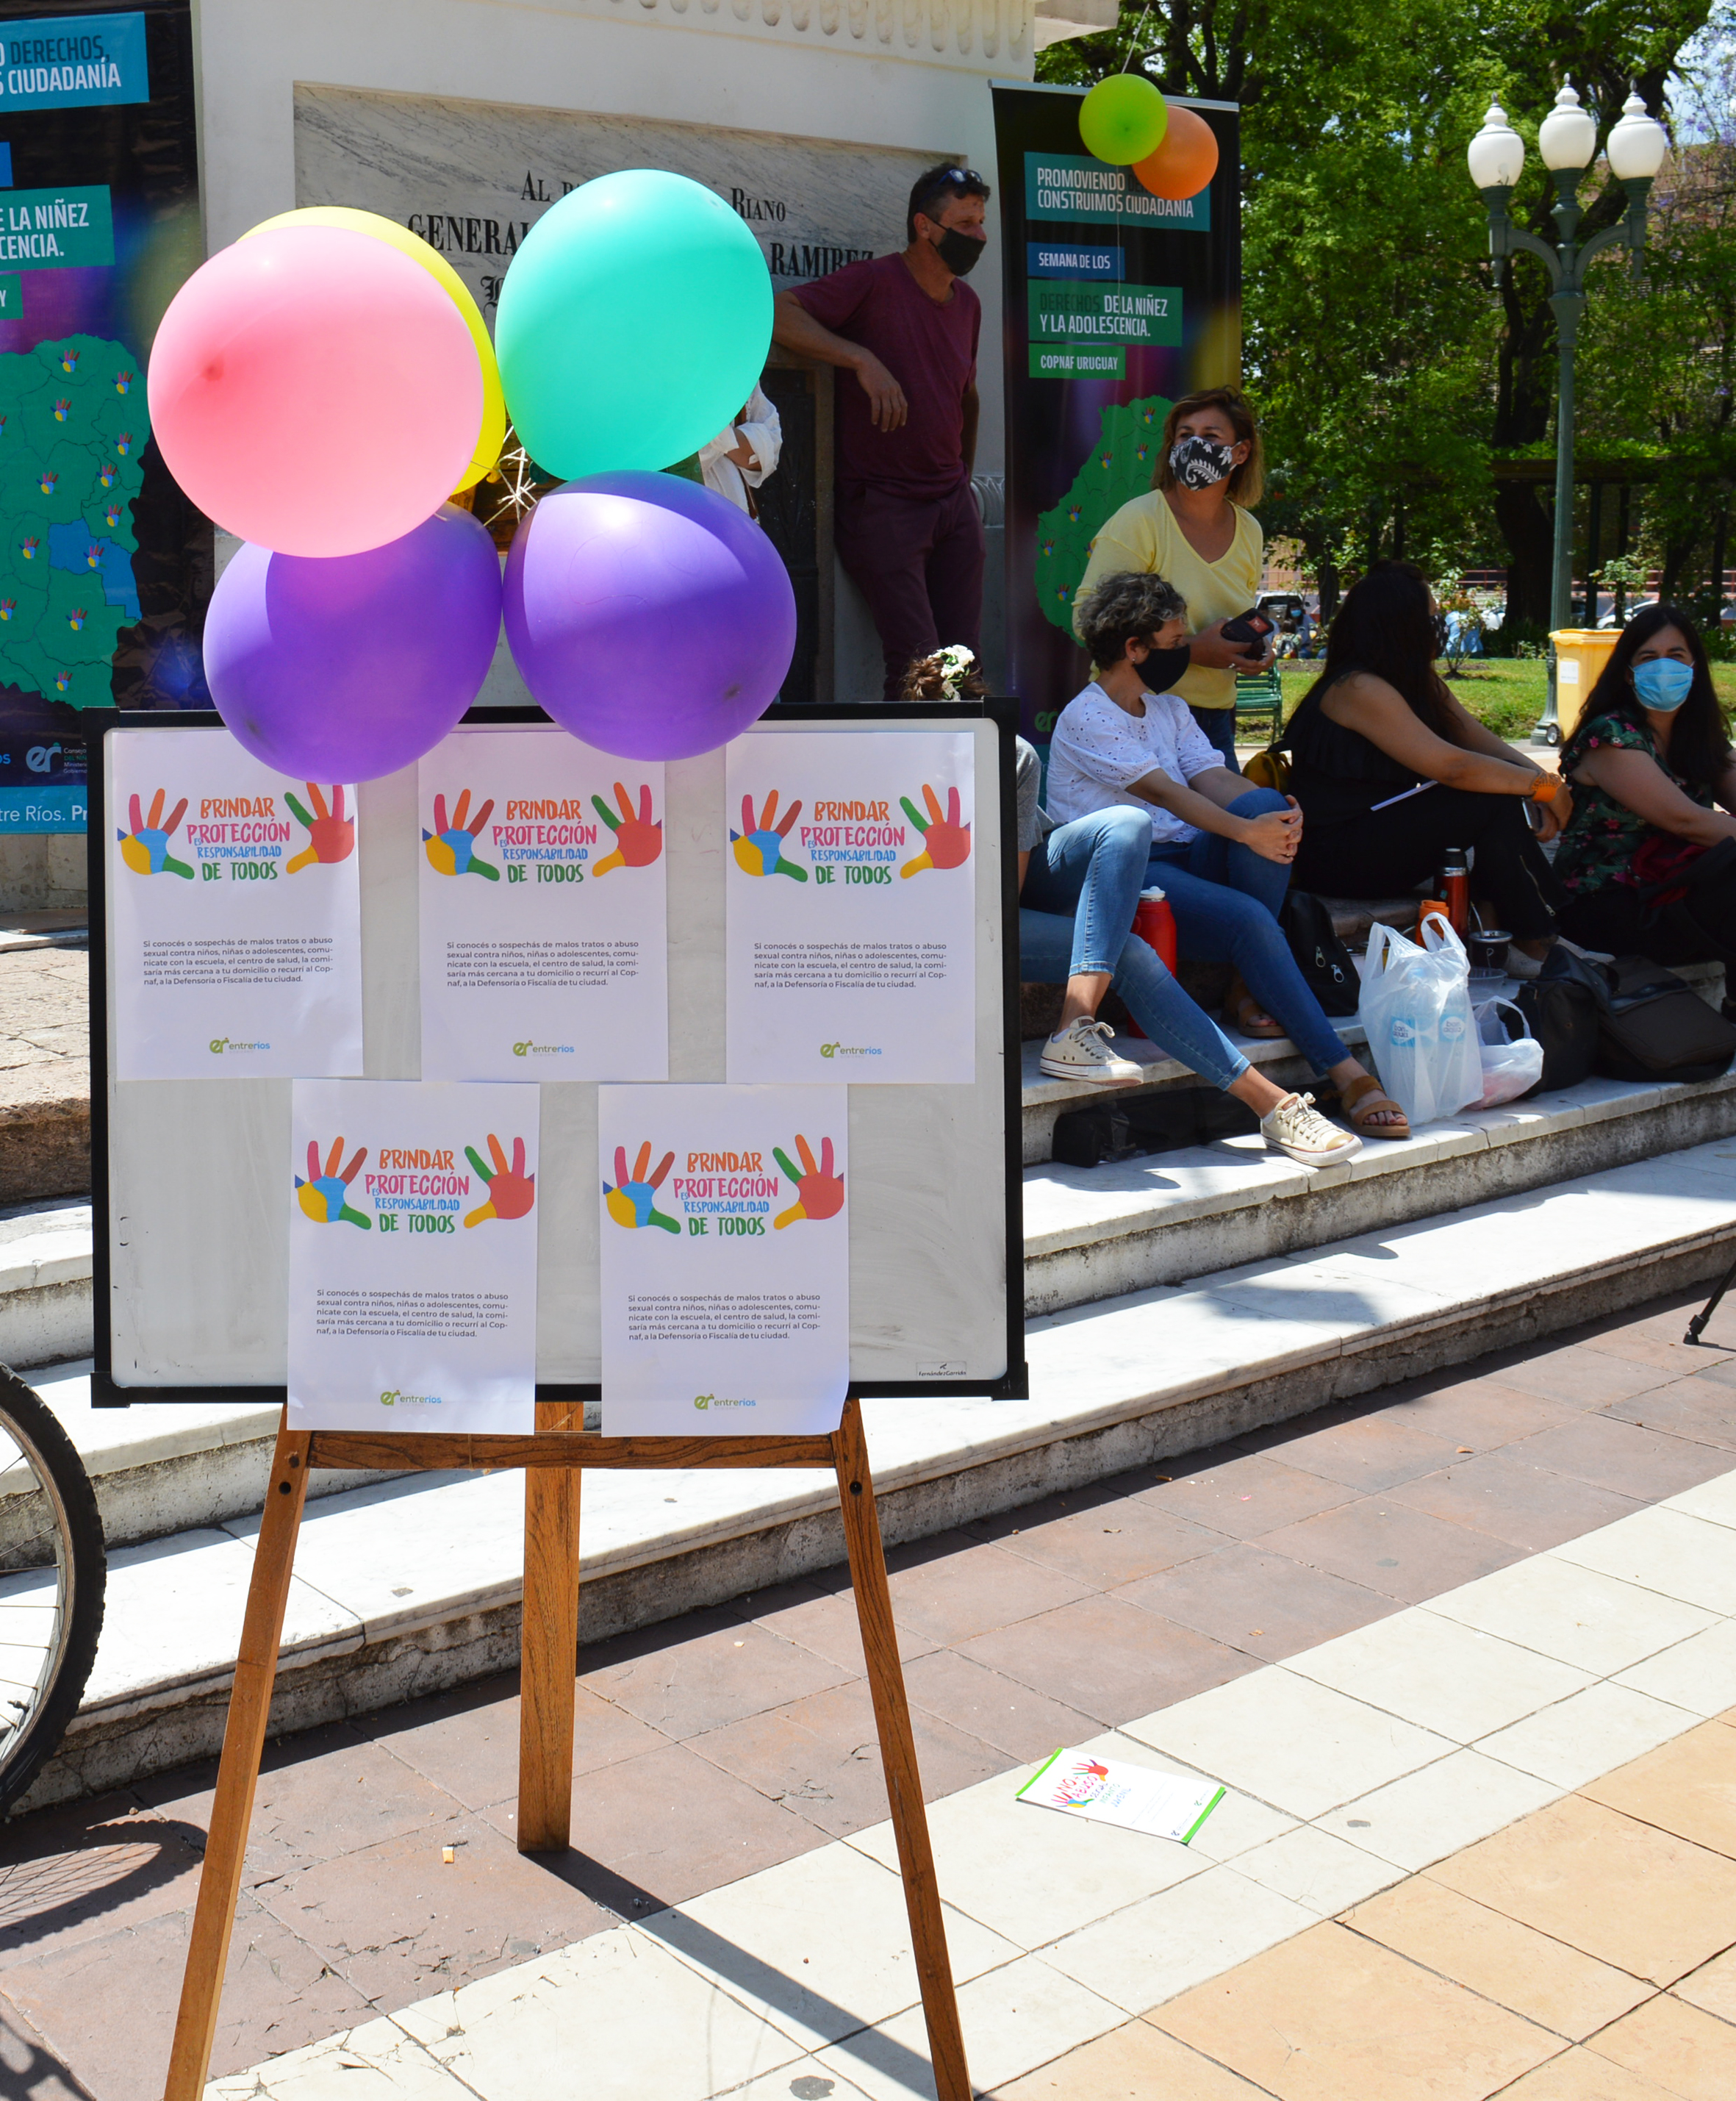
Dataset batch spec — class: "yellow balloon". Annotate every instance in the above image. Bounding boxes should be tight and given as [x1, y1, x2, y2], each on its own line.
[243, 205, 506, 493]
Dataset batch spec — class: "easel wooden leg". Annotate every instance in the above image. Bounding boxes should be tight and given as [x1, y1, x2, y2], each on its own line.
[164, 1417, 312, 2101]
[833, 1399, 972, 2101]
[517, 1398, 584, 1853]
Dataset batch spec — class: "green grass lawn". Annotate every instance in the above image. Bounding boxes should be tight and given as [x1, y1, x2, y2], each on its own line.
[1260, 656, 1736, 744]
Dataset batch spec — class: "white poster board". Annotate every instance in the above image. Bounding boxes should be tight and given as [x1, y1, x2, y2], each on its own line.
[96, 711, 1019, 1401]
[108, 729, 362, 1081]
[725, 729, 977, 1084]
[417, 726, 667, 1081]
[598, 1083, 849, 1436]
[287, 1078, 539, 1433]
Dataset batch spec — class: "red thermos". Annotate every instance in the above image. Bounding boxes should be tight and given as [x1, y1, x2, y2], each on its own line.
[1125, 887, 1177, 1039]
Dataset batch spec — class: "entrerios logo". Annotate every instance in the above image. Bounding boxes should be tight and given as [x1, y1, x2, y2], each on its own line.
[380, 1389, 442, 1409]
[209, 1037, 270, 1054]
[512, 1040, 575, 1057]
[693, 1395, 756, 1411]
[819, 1042, 881, 1059]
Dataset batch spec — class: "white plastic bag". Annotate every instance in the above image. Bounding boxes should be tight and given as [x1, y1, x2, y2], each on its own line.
[1473, 997, 1545, 1106]
[1355, 919, 1484, 1127]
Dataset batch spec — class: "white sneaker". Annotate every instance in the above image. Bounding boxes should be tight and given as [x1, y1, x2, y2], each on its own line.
[1260, 1090, 1363, 1168]
[1039, 1017, 1144, 1086]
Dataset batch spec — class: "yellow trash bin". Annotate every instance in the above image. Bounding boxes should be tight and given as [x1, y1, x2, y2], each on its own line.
[1549, 629, 1620, 744]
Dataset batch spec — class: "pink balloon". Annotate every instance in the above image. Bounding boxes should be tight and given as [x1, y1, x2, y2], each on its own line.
[147, 226, 483, 557]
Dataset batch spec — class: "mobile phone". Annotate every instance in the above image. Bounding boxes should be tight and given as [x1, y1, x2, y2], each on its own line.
[1222, 610, 1274, 654]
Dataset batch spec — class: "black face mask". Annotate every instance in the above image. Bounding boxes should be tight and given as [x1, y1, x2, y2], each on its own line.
[1169, 434, 1236, 489]
[933, 226, 986, 277]
[1136, 643, 1192, 695]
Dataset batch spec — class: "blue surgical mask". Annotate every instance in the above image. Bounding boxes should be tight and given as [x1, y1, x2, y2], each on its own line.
[1632, 657, 1695, 712]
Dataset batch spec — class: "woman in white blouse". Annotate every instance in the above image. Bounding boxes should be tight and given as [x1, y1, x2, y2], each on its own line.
[1049, 571, 1407, 1140]
[699, 385, 782, 517]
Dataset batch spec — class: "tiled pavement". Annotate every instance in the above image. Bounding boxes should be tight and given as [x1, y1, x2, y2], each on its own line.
[6, 1286, 1736, 2097]
[1001, 1715, 1736, 2100]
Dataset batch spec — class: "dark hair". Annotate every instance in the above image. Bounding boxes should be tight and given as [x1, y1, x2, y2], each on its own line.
[1155, 387, 1263, 506]
[1076, 570, 1188, 669]
[900, 649, 988, 701]
[1301, 559, 1460, 740]
[1562, 602, 1731, 787]
[906, 163, 991, 243]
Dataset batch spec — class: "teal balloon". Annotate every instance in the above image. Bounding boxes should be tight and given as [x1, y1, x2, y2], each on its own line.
[495, 170, 773, 480]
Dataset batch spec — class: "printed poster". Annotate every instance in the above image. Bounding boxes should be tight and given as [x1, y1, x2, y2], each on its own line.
[599, 1083, 848, 1436]
[418, 727, 668, 1081]
[725, 729, 976, 1084]
[1017, 1749, 1224, 1844]
[108, 728, 362, 1080]
[287, 1078, 539, 1433]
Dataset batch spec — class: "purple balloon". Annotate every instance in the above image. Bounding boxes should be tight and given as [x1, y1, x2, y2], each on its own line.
[503, 470, 797, 760]
[205, 504, 502, 781]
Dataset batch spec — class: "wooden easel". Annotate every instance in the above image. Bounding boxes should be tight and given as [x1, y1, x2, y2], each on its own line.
[163, 1397, 971, 2100]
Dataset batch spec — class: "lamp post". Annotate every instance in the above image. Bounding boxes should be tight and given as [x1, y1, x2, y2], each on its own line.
[1468, 85, 1669, 743]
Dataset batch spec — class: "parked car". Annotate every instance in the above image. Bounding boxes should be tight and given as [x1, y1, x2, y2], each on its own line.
[1597, 598, 1655, 629]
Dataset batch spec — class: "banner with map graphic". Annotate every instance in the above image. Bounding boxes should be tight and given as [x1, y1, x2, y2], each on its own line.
[0, 5, 205, 831]
[991, 85, 1241, 740]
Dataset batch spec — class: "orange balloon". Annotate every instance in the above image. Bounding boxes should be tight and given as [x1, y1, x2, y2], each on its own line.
[1133, 104, 1220, 200]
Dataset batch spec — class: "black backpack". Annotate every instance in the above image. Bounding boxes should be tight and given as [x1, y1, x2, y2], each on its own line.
[1281, 890, 1359, 1017]
[1595, 956, 1736, 1083]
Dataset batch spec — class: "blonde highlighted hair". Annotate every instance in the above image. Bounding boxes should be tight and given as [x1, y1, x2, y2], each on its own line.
[1153, 386, 1263, 507]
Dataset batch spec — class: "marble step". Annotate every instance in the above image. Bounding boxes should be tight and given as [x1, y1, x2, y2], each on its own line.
[10, 1062, 1736, 1556]
[1026, 1067, 1736, 1314]
[1019, 959, 1729, 1164]
[21, 1134, 1736, 1812]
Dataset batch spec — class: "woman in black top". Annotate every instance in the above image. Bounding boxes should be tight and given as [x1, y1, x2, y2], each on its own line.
[1284, 563, 1571, 966]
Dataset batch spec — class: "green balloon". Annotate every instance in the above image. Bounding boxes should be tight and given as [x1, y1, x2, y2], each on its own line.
[1079, 76, 1170, 166]
[495, 170, 773, 480]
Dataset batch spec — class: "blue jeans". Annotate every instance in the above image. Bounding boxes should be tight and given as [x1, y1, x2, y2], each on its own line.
[1019, 909, 1249, 1092]
[1148, 787, 1351, 1075]
[1021, 805, 1151, 978]
[1189, 705, 1241, 771]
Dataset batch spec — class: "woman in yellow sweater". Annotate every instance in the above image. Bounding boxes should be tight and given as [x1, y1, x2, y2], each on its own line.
[1074, 385, 1274, 773]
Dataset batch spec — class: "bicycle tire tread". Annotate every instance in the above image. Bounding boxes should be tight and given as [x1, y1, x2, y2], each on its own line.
[0, 1366, 107, 1817]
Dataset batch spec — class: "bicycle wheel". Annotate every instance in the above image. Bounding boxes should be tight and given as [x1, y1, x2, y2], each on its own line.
[0, 1366, 106, 1815]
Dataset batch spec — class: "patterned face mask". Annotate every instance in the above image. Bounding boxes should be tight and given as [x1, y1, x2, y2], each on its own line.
[1169, 434, 1237, 489]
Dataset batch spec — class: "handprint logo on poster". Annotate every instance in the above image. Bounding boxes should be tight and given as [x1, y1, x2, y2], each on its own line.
[285, 784, 354, 873]
[899, 785, 972, 878]
[731, 791, 808, 881]
[772, 1135, 844, 1229]
[295, 1137, 371, 1228]
[604, 1141, 680, 1234]
[591, 781, 662, 876]
[423, 790, 498, 880]
[118, 789, 193, 878]
[464, 1134, 536, 1228]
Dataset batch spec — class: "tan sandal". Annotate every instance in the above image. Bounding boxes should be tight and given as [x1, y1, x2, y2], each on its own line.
[1225, 971, 1285, 1039]
[1340, 1073, 1409, 1139]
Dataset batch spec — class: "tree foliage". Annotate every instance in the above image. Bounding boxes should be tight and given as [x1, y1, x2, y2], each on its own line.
[1037, 1, 1729, 630]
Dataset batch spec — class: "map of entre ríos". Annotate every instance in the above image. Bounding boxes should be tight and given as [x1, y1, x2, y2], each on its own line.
[1034, 393, 1170, 637]
[0, 333, 146, 707]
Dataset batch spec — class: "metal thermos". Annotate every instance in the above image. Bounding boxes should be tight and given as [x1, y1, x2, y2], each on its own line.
[1438, 848, 1470, 934]
[1125, 888, 1178, 1039]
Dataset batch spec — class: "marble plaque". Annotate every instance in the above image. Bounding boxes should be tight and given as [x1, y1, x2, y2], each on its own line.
[294, 84, 952, 317]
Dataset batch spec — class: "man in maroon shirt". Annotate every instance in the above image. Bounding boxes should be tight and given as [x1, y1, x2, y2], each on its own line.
[772, 164, 990, 702]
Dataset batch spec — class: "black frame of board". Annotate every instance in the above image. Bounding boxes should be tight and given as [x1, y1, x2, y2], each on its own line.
[82, 701, 1028, 1409]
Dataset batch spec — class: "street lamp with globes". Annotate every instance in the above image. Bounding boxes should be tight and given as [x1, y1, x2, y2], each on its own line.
[1468, 83, 1669, 742]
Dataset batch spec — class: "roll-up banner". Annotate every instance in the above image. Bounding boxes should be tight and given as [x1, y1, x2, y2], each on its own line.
[990, 83, 1241, 741]
[0, 4, 205, 837]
